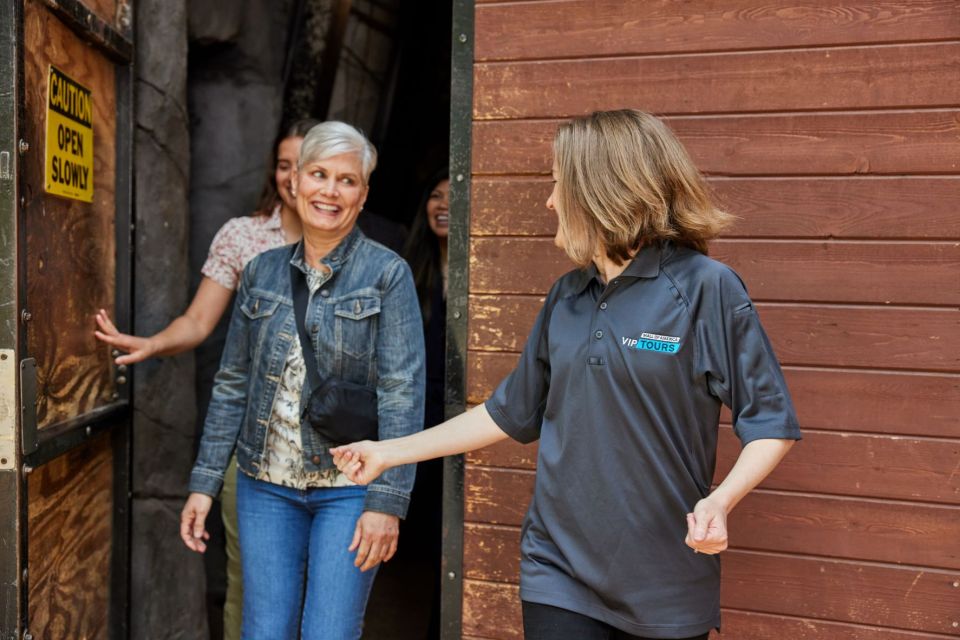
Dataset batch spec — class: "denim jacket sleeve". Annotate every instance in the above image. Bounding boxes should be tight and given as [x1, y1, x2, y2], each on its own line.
[364, 257, 425, 518]
[188, 262, 255, 497]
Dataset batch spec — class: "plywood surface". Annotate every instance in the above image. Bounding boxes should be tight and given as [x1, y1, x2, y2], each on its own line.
[27, 433, 112, 640]
[23, 0, 118, 428]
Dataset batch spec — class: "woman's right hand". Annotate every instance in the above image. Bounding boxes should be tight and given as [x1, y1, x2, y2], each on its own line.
[180, 492, 214, 553]
[94, 308, 157, 365]
[331, 441, 387, 485]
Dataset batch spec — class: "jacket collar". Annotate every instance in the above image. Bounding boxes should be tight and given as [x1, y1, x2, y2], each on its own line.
[289, 225, 364, 276]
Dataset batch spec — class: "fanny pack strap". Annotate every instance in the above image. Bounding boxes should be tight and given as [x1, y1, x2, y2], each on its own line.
[289, 254, 324, 395]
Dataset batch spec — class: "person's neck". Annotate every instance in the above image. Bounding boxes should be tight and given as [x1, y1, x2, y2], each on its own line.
[279, 204, 303, 244]
[594, 251, 632, 285]
[302, 227, 350, 270]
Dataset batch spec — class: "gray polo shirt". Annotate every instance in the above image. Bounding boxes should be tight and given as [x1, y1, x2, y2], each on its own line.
[485, 241, 801, 639]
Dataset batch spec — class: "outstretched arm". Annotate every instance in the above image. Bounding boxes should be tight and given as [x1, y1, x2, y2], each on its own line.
[332, 403, 509, 485]
[685, 438, 794, 554]
[95, 277, 234, 365]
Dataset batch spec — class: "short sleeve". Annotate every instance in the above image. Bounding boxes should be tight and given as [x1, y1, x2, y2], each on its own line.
[201, 218, 245, 290]
[484, 290, 555, 444]
[695, 269, 802, 446]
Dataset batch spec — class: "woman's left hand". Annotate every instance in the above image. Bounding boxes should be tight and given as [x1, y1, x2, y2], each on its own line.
[684, 497, 729, 555]
[349, 511, 400, 571]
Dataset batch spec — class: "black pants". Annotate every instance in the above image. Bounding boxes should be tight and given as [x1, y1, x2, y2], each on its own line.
[522, 601, 712, 640]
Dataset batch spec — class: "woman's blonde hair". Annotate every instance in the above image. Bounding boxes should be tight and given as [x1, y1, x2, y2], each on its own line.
[553, 109, 733, 267]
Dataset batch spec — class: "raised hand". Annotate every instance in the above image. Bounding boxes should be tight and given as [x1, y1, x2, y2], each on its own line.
[330, 441, 388, 485]
[94, 308, 157, 365]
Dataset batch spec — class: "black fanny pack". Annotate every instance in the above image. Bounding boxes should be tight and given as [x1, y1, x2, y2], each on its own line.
[290, 259, 378, 445]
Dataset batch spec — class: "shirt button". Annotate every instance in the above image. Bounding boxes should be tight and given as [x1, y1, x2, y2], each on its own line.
[594, 330, 603, 339]
[599, 302, 608, 310]
[612, 279, 619, 285]
[320, 290, 330, 297]
[311, 455, 321, 464]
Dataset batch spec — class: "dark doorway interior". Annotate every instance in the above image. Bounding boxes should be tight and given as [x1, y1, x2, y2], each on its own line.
[185, 1, 451, 638]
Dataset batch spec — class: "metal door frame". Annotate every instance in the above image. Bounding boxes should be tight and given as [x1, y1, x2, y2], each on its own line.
[1, 1, 134, 637]
[441, 1, 473, 638]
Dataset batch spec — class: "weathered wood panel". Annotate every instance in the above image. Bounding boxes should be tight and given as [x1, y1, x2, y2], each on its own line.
[470, 237, 960, 305]
[469, 296, 960, 372]
[467, 353, 960, 438]
[713, 610, 958, 640]
[27, 432, 112, 640]
[722, 551, 960, 634]
[23, 0, 118, 428]
[471, 177, 960, 239]
[463, 580, 521, 640]
[465, 486, 960, 579]
[462, 578, 956, 640]
[475, 43, 960, 119]
[476, 0, 960, 61]
[716, 426, 960, 505]
[473, 111, 960, 176]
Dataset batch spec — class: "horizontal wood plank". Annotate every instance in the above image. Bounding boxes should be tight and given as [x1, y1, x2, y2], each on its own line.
[468, 352, 960, 438]
[476, 0, 960, 61]
[473, 111, 960, 176]
[714, 610, 958, 640]
[468, 296, 960, 372]
[470, 237, 960, 305]
[465, 487, 960, 580]
[475, 43, 960, 118]
[461, 552, 959, 635]
[722, 551, 960, 633]
[463, 580, 521, 640]
[716, 426, 960, 504]
[465, 466, 533, 526]
[471, 177, 960, 239]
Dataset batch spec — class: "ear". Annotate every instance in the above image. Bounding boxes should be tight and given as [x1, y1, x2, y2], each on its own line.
[359, 184, 370, 209]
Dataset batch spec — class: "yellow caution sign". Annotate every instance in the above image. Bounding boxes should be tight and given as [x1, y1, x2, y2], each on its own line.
[44, 65, 94, 202]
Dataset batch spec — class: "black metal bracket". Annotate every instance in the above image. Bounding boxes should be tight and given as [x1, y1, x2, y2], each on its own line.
[441, 1, 474, 638]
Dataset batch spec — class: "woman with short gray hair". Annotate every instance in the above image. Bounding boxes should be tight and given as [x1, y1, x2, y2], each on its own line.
[180, 121, 425, 640]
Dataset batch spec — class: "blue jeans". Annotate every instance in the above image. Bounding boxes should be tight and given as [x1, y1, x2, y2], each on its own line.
[237, 472, 378, 640]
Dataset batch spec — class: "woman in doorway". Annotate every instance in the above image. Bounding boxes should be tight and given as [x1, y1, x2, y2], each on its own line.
[94, 117, 320, 640]
[180, 121, 424, 640]
[369, 170, 449, 638]
[332, 110, 801, 639]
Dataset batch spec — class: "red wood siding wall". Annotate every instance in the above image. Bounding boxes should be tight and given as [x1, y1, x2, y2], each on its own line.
[462, 2, 960, 638]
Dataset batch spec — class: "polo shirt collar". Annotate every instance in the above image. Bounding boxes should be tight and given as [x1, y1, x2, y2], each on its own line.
[572, 242, 664, 294]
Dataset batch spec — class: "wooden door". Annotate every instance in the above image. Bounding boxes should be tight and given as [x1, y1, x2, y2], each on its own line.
[1, 0, 133, 638]
[450, 1, 960, 638]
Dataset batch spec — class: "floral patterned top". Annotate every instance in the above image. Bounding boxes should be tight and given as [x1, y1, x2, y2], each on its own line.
[254, 266, 354, 489]
[201, 205, 288, 290]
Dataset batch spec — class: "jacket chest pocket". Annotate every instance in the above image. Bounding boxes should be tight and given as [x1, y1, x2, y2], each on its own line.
[240, 294, 284, 344]
[334, 295, 381, 359]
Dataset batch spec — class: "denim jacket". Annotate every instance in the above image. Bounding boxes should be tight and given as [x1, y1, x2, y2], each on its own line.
[188, 227, 425, 517]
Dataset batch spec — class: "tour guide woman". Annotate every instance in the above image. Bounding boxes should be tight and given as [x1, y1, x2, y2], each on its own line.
[333, 110, 801, 640]
[180, 121, 424, 640]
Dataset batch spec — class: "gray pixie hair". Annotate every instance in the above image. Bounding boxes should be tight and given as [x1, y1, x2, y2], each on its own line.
[298, 121, 378, 183]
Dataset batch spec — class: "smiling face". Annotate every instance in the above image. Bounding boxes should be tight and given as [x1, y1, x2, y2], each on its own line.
[293, 152, 368, 240]
[275, 136, 304, 213]
[426, 178, 450, 240]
